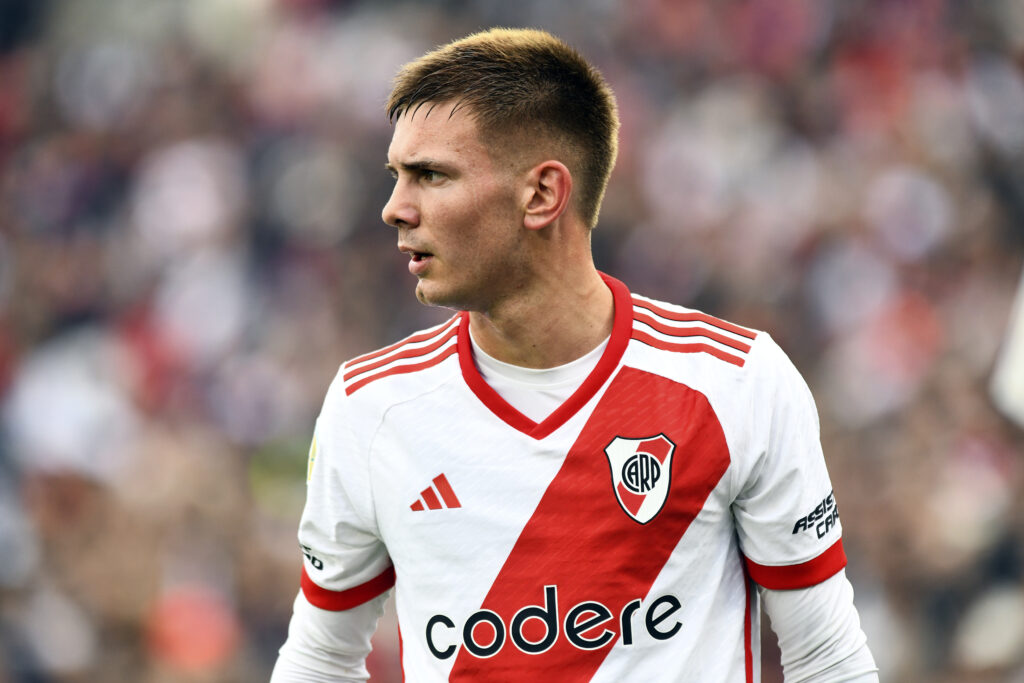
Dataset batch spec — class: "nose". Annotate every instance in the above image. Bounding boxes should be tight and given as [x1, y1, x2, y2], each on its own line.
[382, 180, 419, 229]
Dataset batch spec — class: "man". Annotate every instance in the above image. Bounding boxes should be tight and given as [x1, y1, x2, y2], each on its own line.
[272, 28, 878, 682]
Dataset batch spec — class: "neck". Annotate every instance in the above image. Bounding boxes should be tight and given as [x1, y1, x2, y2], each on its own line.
[468, 261, 614, 369]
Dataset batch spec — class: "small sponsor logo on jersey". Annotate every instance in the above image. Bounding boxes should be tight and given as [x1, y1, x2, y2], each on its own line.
[300, 544, 324, 570]
[410, 473, 462, 511]
[425, 585, 682, 660]
[604, 434, 675, 524]
[791, 490, 839, 538]
[306, 434, 317, 483]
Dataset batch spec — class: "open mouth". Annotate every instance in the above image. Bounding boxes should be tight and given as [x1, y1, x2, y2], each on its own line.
[399, 243, 434, 274]
[406, 249, 434, 275]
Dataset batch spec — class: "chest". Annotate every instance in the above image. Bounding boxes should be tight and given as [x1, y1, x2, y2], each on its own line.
[369, 367, 739, 597]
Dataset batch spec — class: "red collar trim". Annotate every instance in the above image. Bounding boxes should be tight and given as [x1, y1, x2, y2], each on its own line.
[457, 273, 632, 440]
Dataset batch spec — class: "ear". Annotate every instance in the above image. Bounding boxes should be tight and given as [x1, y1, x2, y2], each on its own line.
[522, 161, 573, 231]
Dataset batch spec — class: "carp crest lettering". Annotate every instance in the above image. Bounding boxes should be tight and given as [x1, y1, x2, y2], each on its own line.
[604, 434, 675, 524]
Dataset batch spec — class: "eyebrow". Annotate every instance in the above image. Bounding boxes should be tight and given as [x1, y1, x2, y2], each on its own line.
[385, 159, 448, 175]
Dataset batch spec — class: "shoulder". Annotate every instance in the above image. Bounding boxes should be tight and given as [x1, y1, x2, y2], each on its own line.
[628, 292, 762, 368]
[625, 291, 807, 403]
[330, 313, 463, 408]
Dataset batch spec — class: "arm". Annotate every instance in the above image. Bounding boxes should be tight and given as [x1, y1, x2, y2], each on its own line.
[272, 371, 393, 680]
[762, 570, 878, 683]
[270, 591, 389, 683]
[731, 335, 877, 682]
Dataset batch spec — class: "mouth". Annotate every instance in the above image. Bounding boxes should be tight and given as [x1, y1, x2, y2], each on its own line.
[399, 244, 434, 275]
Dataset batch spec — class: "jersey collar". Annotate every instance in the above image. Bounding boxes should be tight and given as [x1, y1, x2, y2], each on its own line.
[457, 272, 632, 440]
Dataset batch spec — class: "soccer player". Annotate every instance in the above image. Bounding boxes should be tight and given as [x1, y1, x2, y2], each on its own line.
[271, 28, 878, 682]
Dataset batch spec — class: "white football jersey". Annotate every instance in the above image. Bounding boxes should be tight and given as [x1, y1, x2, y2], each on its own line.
[296, 274, 846, 682]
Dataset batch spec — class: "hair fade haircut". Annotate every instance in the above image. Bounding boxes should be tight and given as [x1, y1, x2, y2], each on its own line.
[387, 28, 620, 228]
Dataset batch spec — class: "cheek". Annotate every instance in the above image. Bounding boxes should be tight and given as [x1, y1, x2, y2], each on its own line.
[433, 190, 484, 228]
[439, 199, 492, 246]
[431, 184, 520, 261]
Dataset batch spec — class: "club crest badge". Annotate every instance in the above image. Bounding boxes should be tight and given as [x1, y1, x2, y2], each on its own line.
[604, 434, 675, 524]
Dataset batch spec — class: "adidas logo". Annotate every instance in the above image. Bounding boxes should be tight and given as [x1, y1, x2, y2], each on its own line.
[411, 474, 462, 511]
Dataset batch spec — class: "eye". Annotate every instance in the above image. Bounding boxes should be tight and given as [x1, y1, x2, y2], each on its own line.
[421, 169, 443, 183]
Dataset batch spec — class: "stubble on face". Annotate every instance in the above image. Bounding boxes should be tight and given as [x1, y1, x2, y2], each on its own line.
[411, 183, 529, 313]
[388, 105, 533, 315]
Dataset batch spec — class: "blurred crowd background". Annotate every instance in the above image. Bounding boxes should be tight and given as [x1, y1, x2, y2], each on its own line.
[1, 0, 1023, 681]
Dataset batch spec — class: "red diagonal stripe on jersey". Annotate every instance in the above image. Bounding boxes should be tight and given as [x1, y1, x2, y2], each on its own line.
[633, 310, 752, 353]
[410, 500, 425, 512]
[345, 344, 457, 395]
[347, 316, 459, 367]
[433, 474, 461, 508]
[344, 323, 460, 382]
[640, 436, 672, 463]
[420, 486, 442, 511]
[632, 298, 757, 340]
[449, 367, 731, 679]
[632, 329, 747, 367]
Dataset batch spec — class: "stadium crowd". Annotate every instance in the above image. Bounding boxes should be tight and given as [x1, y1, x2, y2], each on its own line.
[0, 0, 1023, 680]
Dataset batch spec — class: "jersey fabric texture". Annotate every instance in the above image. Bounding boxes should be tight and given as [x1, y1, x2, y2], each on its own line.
[296, 273, 847, 682]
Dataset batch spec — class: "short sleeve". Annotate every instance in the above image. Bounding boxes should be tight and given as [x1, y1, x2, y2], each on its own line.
[732, 335, 846, 590]
[296, 372, 395, 610]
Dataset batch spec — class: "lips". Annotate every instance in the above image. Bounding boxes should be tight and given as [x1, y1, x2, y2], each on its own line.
[400, 244, 434, 275]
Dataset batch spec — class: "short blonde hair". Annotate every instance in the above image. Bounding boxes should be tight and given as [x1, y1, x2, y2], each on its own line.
[387, 28, 620, 228]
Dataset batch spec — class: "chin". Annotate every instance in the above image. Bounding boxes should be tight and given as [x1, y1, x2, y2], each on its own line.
[414, 280, 476, 311]
[414, 281, 451, 308]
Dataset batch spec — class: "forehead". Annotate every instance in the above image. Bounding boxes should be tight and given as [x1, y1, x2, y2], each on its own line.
[387, 102, 492, 164]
